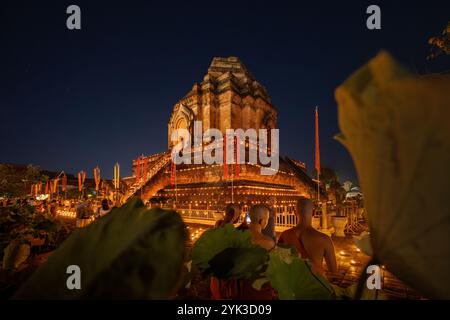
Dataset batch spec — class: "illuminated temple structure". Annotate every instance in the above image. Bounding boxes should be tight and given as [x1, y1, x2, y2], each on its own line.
[124, 57, 320, 227]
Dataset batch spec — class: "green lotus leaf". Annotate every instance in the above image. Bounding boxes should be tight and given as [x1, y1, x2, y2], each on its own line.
[192, 223, 259, 275]
[335, 51, 450, 298]
[265, 246, 335, 300]
[208, 247, 268, 279]
[2, 241, 30, 270]
[13, 197, 187, 299]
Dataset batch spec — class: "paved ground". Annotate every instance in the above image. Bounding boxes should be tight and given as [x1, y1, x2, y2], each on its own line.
[326, 236, 422, 300]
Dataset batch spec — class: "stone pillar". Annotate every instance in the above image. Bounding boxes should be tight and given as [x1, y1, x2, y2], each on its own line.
[284, 205, 288, 227]
[320, 202, 334, 236]
[321, 202, 328, 229]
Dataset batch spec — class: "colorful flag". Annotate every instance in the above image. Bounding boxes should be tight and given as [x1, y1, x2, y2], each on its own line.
[135, 158, 141, 183]
[62, 174, 67, 192]
[94, 167, 101, 192]
[78, 172, 82, 192]
[78, 170, 86, 192]
[52, 179, 58, 194]
[170, 160, 176, 186]
[143, 157, 148, 181]
[113, 163, 120, 190]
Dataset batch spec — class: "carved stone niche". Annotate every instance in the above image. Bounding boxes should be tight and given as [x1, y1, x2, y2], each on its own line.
[168, 103, 195, 149]
[262, 111, 277, 129]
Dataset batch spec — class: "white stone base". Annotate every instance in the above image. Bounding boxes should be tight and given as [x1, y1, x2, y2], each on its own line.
[331, 216, 348, 237]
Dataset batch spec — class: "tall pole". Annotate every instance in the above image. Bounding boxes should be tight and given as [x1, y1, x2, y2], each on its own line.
[231, 171, 234, 203]
[317, 171, 320, 202]
[315, 106, 321, 202]
[170, 153, 177, 208]
[174, 162, 177, 207]
[114, 162, 120, 205]
[139, 155, 143, 198]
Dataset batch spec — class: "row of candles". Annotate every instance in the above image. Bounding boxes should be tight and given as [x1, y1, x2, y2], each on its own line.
[186, 226, 205, 242]
[58, 210, 77, 218]
[54, 211, 367, 263]
[54, 213, 386, 282]
[57, 211, 207, 242]
[339, 248, 362, 268]
[338, 247, 385, 271]
[54, 210, 370, 268]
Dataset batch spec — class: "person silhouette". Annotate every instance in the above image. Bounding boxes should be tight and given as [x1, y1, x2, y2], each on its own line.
[278, 198, 337, 276]
[248, 204, 276, 251]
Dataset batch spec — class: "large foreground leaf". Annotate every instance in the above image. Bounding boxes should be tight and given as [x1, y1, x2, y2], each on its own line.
[192, 224, 268, 279]
[335, 51, 450, 298]
[209, 247, 268, 279]
[2, 241, 30, 270]
[332, 283, 387, 300]
[13, 197, 187, 299]
[265, 246, 335, 300]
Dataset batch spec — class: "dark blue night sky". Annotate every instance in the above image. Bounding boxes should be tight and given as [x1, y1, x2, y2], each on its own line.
[1, 0, 449, 182]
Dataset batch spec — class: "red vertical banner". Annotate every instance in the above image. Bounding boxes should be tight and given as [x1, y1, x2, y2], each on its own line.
[235, 136, 240, 178]
[38, 181, 42, 194]
[62, 174, 67, 192]
[94, 167, 100, 192]
[53, 179, 58, 194]
[135, 158, 141, 183]
[315, 107, 321, 175]
[143, 158, 148, 181]
[170, 160, 176, 186]
[78, 172, 81, 192]
[223, 136, 228, 179]
[30, 184, 34, 196]
[45, 181, 49, 194]
[78, 171, 85, 192]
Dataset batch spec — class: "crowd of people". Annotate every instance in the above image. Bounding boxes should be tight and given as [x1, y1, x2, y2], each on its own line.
[2, 195, 337, 273]
[210, 197, 338, 299]
[0, 196, 113, 223]
[1, 197, 61, 219]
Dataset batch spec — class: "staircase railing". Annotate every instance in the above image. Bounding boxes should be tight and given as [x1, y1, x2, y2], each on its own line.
[122, 152, 171, 203]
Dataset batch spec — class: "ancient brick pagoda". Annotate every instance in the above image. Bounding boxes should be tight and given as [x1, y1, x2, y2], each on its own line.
[124, 57, 319, 221]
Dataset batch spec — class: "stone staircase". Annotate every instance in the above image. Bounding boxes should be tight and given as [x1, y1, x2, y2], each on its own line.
[283, 156, 319, 192]
[121, 152, 171, 203]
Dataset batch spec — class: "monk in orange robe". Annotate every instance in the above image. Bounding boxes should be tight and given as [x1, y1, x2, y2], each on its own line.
[279, 198, 337, 277]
